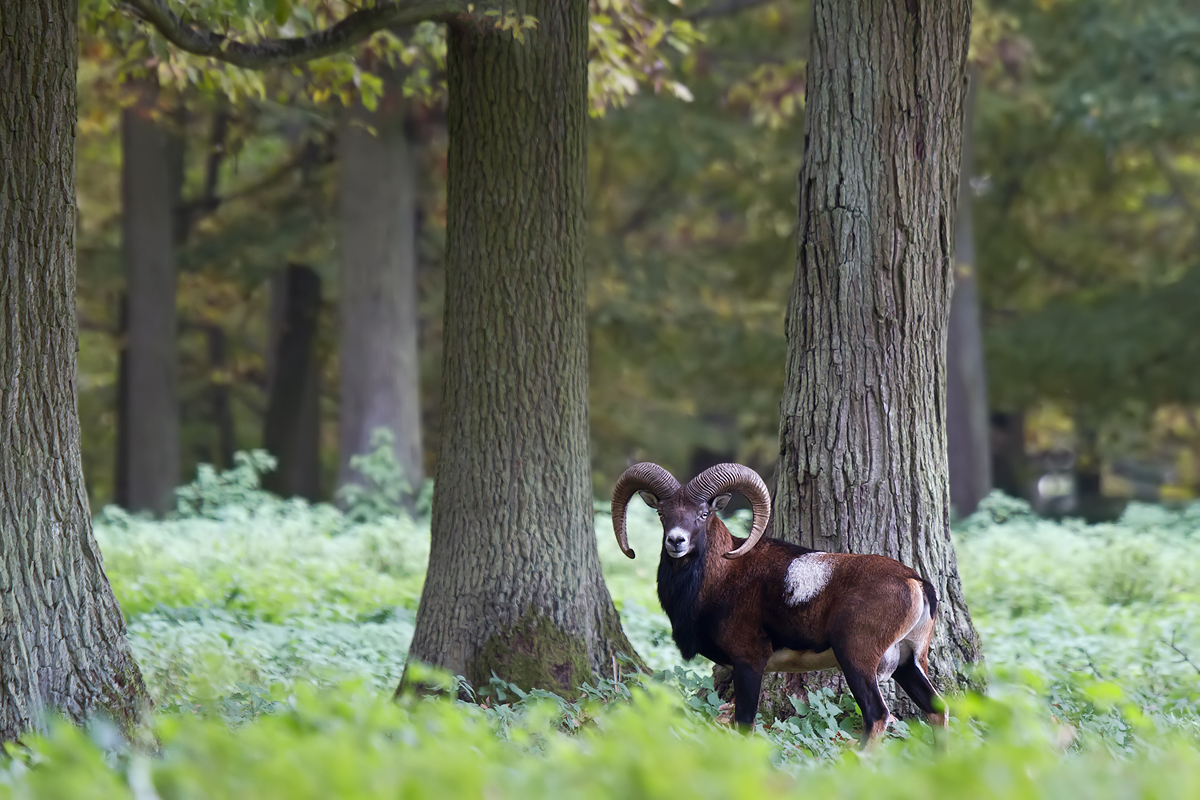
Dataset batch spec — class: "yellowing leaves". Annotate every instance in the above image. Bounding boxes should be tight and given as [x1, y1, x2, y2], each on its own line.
[483, 8, 538, 44]
[726, 61, 805, 130]
[587, 0, 701, 116]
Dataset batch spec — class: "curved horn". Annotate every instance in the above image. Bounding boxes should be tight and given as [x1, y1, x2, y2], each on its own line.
[611, 463, 681, 559]
[686, 463, 771, 560]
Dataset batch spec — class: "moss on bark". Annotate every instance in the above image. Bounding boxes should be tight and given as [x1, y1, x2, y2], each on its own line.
[467, 612, 593, 696]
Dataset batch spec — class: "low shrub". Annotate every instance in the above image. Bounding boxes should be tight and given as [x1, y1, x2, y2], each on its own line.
[3, 680, 1200, 799]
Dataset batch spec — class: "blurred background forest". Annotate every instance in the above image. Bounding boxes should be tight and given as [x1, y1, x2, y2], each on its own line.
[76, 0, 1200, 519]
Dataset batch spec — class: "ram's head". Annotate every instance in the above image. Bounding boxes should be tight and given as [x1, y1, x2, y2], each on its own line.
[610, 462, 770, 560]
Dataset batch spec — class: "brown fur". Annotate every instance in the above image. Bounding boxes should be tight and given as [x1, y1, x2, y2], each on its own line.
[660, 512, 946, 747]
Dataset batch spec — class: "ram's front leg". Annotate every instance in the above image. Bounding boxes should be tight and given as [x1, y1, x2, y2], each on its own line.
[731, 662, 765, 732]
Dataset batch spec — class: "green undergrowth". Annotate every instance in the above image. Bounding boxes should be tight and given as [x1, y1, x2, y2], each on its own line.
[8, 455, 1195, 795]
[3, 677, 1200, 799]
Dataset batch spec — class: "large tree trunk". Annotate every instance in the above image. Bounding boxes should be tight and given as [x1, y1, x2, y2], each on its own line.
[263, 265, 322, 500]
[774, 0, 983, 700]
[0, 0, 150, 741]
[119, 82, 180, 514]
[946, 73, 991, 518]
[402, 1, 637, 695]
[336, 91, 424, 499]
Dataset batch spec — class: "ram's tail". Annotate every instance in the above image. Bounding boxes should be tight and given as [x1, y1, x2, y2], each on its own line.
[920, 578, 939, 618]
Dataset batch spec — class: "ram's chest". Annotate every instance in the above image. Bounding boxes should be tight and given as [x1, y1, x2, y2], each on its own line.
[657, 554, 705, 618]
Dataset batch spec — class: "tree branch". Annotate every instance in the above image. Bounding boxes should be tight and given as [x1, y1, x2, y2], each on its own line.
[1168, 630, 1200, 676]
[118, 0, 473, 69]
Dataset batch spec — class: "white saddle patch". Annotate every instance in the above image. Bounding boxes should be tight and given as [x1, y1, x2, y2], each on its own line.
[784, 553, 834, 606]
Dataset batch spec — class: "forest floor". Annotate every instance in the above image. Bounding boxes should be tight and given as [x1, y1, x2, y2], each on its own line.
[3, 458, 1199, 796]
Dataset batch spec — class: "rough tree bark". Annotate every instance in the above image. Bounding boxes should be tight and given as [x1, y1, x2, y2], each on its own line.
[946, 73, 991, 518]
[0, 0, 150, 741]
[402, 0, 637, 694]
[263, 265, 322, 500]
[771, 0, 983, 707]
[119, 81, 181, 514]
[337, 90, 424, 499]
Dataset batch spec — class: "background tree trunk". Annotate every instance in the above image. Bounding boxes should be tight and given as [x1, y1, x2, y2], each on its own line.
[990, 410, 1028, 500]
[204, 322, 237, 470]
[773, 0, 983, 703]
[115, 294, 131, 505]
[946, 73, 991, 518]
[0, 0, 150, 741]
[403, 1, 637, 695]
[336, 90, 424, 499]
[119, 81, 180, 514]
[263, 265, 322, 500]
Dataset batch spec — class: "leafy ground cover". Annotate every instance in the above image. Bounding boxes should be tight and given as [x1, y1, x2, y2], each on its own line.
[2, 456, 1198, 796]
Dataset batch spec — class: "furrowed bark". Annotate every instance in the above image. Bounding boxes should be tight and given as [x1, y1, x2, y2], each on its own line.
[336, 92, 424, 500]
[772, 0, 983, 709]
[1, 0, 150, 742]
[402, 0, 638, 696]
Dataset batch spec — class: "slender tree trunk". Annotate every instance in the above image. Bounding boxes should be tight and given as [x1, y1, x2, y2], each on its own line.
[204, 323, 237, 470]
[263, 265, 322, 500]
[120, 81, 180, 515]
[402, 1, 637, 695]
[946, 73, 991, 518]
[990, 410, 1028, 499]
[0, 0, 150, 741]
[774, 0, 983, 700]
[115, 294, 131, 506]
[337, 91, 424, 498]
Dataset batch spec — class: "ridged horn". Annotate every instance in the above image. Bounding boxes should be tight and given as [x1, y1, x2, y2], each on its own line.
[685, 463, 771, 559]
[611, 463, 681, 559]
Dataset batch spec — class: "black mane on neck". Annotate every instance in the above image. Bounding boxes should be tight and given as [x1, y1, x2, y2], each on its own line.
[656, 534, 707, 661]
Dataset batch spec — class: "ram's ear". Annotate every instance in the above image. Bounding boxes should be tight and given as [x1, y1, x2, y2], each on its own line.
[637, 490, 659, 509]
[710, 494, 732, 512]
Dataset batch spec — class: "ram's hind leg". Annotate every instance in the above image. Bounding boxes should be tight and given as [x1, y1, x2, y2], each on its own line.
[895, 611, 947, 728]
[893, 656, 947, 727]
[832, 641, 891, 749]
